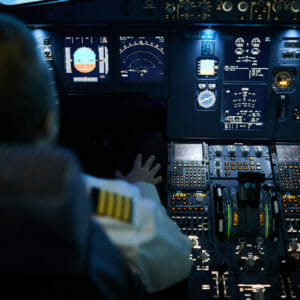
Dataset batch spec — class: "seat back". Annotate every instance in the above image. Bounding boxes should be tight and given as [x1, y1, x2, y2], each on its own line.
[0, 145, 90, 273]
[0, 145, 139, 299]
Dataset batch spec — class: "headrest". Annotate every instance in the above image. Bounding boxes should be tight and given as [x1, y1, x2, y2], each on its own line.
[0, 145, 91, 274]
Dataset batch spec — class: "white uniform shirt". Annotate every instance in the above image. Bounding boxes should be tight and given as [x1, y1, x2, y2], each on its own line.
[83, 174, 192, 293]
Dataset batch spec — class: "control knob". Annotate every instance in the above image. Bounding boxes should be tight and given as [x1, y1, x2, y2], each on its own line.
[238, 1, 249, 12]
[227, 145, 236, 156]
[254, 146, 263, 157]
[273, 1, 283, 11]
[214, 145, 223, 156]
[166, 5, 176, 14]
[222, 1, 233, 12]
[291, 1, 300, 12]
[241, 145, 249, 156]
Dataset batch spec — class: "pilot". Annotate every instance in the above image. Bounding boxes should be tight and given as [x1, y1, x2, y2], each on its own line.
[0, 14, 192, 295]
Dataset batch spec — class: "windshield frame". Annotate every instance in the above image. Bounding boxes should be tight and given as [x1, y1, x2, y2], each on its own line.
[0, 0, 70, 6]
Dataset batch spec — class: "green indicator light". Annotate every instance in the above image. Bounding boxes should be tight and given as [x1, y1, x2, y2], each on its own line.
[227, 204, 231, 239]
[265, 204, 269, 239]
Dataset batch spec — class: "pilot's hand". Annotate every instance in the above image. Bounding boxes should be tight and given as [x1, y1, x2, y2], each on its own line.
[115, 153, 162, 185]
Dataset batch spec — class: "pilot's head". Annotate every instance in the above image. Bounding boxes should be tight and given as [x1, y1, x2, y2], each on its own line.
[0, 14, 58, 145]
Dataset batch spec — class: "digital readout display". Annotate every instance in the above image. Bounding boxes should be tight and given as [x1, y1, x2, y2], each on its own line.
[64, 36, 109, 82]
[174, 144, 203, 161]
[276, 145, 300, 162]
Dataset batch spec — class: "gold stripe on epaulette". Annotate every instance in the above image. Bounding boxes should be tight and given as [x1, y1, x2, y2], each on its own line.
[95, 190, 132, 223]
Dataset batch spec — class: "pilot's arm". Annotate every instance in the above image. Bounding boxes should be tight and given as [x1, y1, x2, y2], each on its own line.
[84, 175, 192, 293]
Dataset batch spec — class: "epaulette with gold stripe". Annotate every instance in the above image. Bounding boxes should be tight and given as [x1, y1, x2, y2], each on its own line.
[91, 188, 132, 223]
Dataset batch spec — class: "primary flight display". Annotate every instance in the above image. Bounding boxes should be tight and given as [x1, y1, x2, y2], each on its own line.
[64, 36, 109, 82]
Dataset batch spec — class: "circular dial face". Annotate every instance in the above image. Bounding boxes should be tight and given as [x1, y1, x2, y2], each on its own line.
[251, 37, 261, 48]
[197, 89, 216, 109]
[235, 48, 245, 55]
[235, 37, 245, 48]
[120, 36, 164, 81]
[274, 71, 293, 89]
[251, 48, 261, 55]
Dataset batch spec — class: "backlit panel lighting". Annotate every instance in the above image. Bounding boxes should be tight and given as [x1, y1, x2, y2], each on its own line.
[1, 0, 42, 4]
[199, 59, 215, 76]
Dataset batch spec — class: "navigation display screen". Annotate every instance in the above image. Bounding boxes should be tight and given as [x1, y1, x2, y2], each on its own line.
[221, 86, 266, 130]
[276, 145, 300, 162]
[64, 36, 109, 82]
[120, 36, 165, 81]
[174, 144, 203, 161]
[224, 36, 271, 81]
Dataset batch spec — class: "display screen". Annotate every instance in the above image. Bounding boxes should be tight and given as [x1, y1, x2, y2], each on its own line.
[224, 36, 271, 81]
[276, 145, 300, 162]
[174, 144, 203, 161]
[221, 86, 266, 130]
[64, 36, 109, 82]
[120, 36, 165, 81]
[198, 59, 215, 76]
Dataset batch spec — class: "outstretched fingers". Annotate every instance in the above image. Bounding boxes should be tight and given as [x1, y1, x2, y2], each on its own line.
[150, 163, 161, 176]
[134, 153, 143, 169]
[143, 155, 156, 170]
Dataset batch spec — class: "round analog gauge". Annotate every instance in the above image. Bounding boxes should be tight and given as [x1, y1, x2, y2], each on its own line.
[251, 48, 261, 55]
[235, 37, 245, 48]
[197, 90, 216, 109]
[251, 37, 261, 48]
[120, 36, 164, 81]
[235, 48, 245, 55]
[274, 71, 293, 89]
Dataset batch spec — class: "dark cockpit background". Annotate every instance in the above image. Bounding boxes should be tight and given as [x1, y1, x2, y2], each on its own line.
[2, 0, 300, 298]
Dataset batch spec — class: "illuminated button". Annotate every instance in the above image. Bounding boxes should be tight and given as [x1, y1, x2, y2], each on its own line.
[183, 202, 187, 205]
[183, 207, 187, 211]
[189, 207, 193, 211]
[256, 163, 261, 166]
[238, 167, 242, 170]
[296, 209, 300, 213]
[244, 167, 249, 170]
[225, 162, 229, 166]
[237, 162, 242, 166]
[231, 162, 236, 166]
[284, 209, 288, 213]
[249, 157, 254, 161]
[171, 207, 176, 211]
[243, 162, 248, 166]
[250, 167, 255, 170]
[225, 167, 230, 170]
[290, 209, 295, 213]
[232, 167, 236, 170]
[194, 207, 198, 211]
[225, 172, 230, 176]
[200, 207, 205, 211]
[283, 204, 287, 207]
[230, 157, 235, 160]
[250, 163, 255, 166]
[256, 167, 261, 170]
[171, 202, 176, 205]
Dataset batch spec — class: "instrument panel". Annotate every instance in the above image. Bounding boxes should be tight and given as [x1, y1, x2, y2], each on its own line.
[34, 29, 168, 98]
[167, 141, 300, 299]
